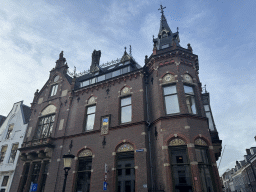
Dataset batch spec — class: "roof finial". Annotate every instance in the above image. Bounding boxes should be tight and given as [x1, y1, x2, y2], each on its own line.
[129, 45, 132, 56]
[158, 4, 166, 15]
[177, 27, 179, 32]
[203, 84, 207, 93]
[124, 46, 127, 53]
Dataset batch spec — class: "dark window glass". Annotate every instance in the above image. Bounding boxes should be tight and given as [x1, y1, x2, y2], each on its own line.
[163, 85, 180, 114]
[169, 147, 192, 190]
[31, 162, 41, 184]
[0, 145, 7, 163]
[35, 114, 55, 139]
[6, 124, 14, 139]
[121, 97, 132, 123]
[50, 84, 58, 96]
[8, 143, 18, 163]
[196, 147, 214, 191]
[1, 176, 9, 186]
[85, 106, 96, 131]
[41, 161, 50, 192]
[76, 157, 92, 192]
[116, 152, 135, 192]
[184, 85, 197, 114]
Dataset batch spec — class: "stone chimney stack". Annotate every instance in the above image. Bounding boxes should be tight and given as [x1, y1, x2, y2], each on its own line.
[90, 50, 101, 73]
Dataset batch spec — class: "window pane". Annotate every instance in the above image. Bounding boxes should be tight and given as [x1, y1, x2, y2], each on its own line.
[81, 80, 89, 87]
[106, 73, 112, 79]
[186, 96, 197, 114]
[112, 70, 121, 77]
[1, 176, 9, 186]
[121, 106, 132, 123]
[184, 86, 194, 94]
[204, 105, 210, 112]
[90, 78, 96, 84]
[165, 95, 180, 114]
[122, 67, 130, 74]
[121, 97, 131, 106]
[206, 112, 214, 131]
[87, 106, 96, 114]
[163, 86, 177, 95]
[98, 75, 105, 82]
[86, 114, 95, 130]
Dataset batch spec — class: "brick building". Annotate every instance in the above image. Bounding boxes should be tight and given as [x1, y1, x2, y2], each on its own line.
[10, 6, 222, 192]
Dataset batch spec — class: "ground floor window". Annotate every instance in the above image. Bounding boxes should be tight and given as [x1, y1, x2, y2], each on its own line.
[0, 175, 9, 192]
[75, 149, 92, 192]
[169, 138, 192, 192]
[116, 144, 135, 192]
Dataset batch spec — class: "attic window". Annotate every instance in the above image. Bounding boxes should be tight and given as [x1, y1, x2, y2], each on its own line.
[108, 65, 115, 70]
[162, 44, 169, 49]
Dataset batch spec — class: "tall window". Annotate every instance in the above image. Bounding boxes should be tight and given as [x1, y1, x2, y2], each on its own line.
[116, 144, 135, 192]
[6, 124, 14, 139]
[184, 85, 197, 114]
[31, 162, 41, 186]
[169, 138, 192, 192]
[0, 176, 9, 192]
[0, 145, 8, 163]
[35, 114, 55, 139]
[8, 143, 19, 163]
[85, 106, 96, 131]
[121, 97, 132, 123]
[163, 85, 180, 114]
[41, 161, 50, 192]
[204, 105, 215, 131]
[195, 139, 214, 192]
[50, 84, 58, 96]
[75, 150, 92, 192]
[19, 163, 30, 192]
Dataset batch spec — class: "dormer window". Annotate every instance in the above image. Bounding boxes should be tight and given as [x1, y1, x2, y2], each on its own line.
[6, 124, 14, 139]
[50, 84, 58, 96]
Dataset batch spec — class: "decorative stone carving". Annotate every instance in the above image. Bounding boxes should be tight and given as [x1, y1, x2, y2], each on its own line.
[117, 144, 134, 152]
[41, 105, 56, 116]
[121, 87, 130, 95]
[195, 138, 207, 146]
[162, 74, 175, 83]
[183, 74, 193, 83]
[88, 96, 96, 104]
[79, 149, 92, 157]
[169, 138, 186, 146]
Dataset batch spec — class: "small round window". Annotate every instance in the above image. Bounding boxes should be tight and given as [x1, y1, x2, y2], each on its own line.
[54, 75, 60, 82]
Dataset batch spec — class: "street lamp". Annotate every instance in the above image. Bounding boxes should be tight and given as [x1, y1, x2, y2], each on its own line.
[62, 141, 75, 192]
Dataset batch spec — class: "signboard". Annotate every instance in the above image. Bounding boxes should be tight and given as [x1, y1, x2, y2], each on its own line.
[103, 181, 107, 190]
[30, 183, 38, 192]
[136, 149, 144, 152]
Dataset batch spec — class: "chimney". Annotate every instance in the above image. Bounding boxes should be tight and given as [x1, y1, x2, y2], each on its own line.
[90, 50, 101, 73]
[246, 149, 251, 155]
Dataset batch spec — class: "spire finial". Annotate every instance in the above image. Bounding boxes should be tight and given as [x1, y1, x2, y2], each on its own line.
[129, 45, 132, 56]
[124, 46, 127, 53]
[177, 27, 179, 32]
[158, 4, 166, 15]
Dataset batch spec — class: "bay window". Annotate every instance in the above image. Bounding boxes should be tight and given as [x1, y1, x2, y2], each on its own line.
[163, 85, 180, 114]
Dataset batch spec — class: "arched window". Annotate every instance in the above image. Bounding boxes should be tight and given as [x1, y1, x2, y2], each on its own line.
[169, 138, 192, 191]
[34, 105, 56, 139]
[116, 143, 135, 192]
[194, 138, 214, 191]
[75, 149, 93, 192]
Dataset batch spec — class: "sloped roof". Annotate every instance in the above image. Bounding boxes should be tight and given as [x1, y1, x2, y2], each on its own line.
[22, 104, 31, 124]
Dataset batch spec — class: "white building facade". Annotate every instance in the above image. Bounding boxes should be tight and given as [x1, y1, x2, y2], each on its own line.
[0, 101, 30, 192]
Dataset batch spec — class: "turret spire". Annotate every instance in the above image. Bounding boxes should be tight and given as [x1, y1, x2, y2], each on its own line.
[158, 4, 171, 36]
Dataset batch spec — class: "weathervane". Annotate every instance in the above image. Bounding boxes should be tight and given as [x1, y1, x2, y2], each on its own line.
[158, 4, 166, 15]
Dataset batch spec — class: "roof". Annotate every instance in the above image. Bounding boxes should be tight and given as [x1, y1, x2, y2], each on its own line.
[0, 115, 6, 127]
[21, 104, 31, 124]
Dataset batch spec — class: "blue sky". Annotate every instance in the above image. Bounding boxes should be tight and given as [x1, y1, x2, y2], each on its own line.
[0, 0, 255, 175]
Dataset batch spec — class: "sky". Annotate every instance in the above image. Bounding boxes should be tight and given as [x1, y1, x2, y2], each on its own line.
[0, 0, 255, 175]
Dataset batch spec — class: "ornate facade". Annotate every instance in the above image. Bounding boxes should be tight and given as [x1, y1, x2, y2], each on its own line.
[10, 6, 222, 192]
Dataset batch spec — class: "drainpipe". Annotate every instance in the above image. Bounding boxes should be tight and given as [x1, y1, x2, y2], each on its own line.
[145, 71, 154, 191]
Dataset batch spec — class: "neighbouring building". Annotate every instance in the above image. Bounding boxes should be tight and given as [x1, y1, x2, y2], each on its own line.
[0, 116, 6, 127]
[222, 147, 256, 192]
[0, 101, 31, 192]
[10, 6, 222, 192]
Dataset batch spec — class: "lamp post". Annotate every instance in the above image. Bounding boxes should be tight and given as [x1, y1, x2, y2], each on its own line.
[62, 140, 75, 192]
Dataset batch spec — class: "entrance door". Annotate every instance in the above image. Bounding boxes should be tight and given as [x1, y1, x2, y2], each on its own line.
[116, 152, 135, 192]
